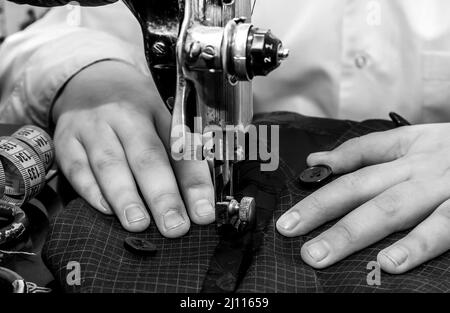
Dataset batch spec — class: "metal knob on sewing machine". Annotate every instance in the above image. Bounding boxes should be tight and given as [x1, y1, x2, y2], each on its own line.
[184, 16, 289, 81]
[216, 196, 256, 232]
[123, 0, 288, 233]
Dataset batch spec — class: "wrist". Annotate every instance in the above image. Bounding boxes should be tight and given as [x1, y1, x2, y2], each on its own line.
[52, 60, 159, 123]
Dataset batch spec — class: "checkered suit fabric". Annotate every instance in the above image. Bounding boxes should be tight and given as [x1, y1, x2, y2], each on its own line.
[42, 113, 450, 293]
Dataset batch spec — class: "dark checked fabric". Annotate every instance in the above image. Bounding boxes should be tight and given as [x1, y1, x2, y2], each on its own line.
[42, 112, 450, 293]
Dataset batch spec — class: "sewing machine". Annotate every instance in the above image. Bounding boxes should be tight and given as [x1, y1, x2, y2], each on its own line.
[123, 0, 288, 232]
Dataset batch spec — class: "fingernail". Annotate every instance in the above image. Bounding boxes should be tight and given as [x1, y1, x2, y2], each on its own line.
[100, 197, 112, 213]
[163, 210, 186, 230]
[308, 151, 331, 165]
[306, 240, 330, 262]
[382, 246, 408, 267]
[311, 152, 329, 157]
[278, 211, 301, 231]
[309, 152, 330, 161]
[125, 205, 147, 224]
[195, 199, 214, 217]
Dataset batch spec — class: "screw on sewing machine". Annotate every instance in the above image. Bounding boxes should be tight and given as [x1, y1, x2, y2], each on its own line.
[151, 41, 168, 58]
[188, 41, 202, 62]
[278, 49, 290, 60]
[201, 45, 216, 61]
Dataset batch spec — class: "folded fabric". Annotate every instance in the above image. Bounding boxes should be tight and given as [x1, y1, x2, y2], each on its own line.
[42, 113, 450, 293]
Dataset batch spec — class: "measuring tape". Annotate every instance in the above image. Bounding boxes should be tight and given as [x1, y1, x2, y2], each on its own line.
[0, 125, 54, 247]
[0, 160, 4, 199]
[0, 126, 54, 207]
[12, 126, 54, 171]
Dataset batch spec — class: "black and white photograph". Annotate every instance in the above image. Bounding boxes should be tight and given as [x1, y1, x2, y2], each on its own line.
[0, 0, 449, 305]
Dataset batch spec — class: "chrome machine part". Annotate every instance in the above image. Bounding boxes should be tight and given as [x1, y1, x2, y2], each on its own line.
[0, 0, 6, 43]
[123, 0, 288, 231]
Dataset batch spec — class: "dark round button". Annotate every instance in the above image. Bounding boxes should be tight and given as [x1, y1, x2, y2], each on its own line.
[124, 237, 157, 256]
[298, 165, 333, 188]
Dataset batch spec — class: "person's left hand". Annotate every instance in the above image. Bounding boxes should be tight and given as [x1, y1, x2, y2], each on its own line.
[276, 123, 450, 274]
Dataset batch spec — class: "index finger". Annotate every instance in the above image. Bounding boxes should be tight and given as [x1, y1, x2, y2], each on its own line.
[276, 159, 410, 237]
[114, 115, 191, 238]
[307, 127, 418, 174]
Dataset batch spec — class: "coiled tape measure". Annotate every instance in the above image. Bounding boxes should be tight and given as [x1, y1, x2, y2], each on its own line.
[0, 125, 54, 247]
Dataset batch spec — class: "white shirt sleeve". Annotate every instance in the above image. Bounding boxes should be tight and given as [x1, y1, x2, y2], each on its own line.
[5, 0, 450, 126]
[0, 2, 147, 128]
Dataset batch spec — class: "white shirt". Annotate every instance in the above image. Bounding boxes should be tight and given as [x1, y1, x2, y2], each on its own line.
[2, 0, 450, 127]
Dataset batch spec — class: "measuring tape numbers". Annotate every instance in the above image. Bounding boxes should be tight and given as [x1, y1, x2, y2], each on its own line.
[0, 161, 4, 199]
[0, 136, 47, 206]
[12, 125, 55, 171]
[0, 126, 54, 253]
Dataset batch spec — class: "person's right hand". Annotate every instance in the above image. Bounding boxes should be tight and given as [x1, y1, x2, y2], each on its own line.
[52, 61, 215, 237]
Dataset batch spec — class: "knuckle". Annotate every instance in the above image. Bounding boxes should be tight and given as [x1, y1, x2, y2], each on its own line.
[394, 136, 412, 158]
[341, 137, 357, 148]
[308, 194, 327, 215]
[63, 161, 100, 200]
[66, 159, 87, 183]
[90, 115, 108, 129]
[371, 193, 401, 219]
[333, 221, 358, 244]
[182, 174, 212, 191]
[383, 128, 412, 158]
[339, 136, 361, 150]
[186, 181, 213, 195]
[133, 146, 167, 171]
[407, 233, 429, 254]
[437, 201, 450, 223]
[150, 192, 181, 211]
[93, 150, 124, 171]
[338, 173, 364, 190]
[114, 186, 138, 201]
[79, 184, 99, 201]
[114, 106, 145, 125]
